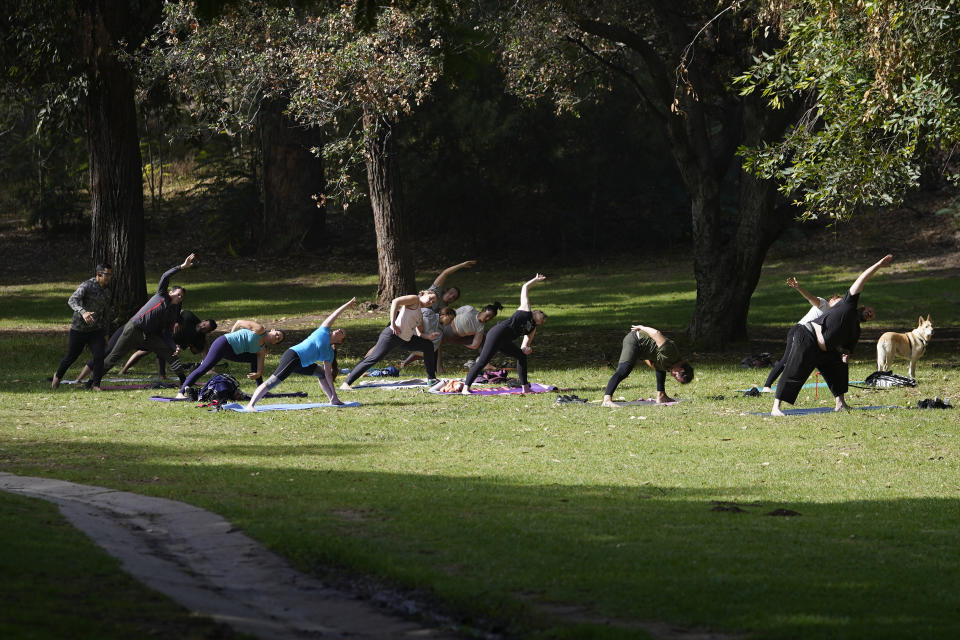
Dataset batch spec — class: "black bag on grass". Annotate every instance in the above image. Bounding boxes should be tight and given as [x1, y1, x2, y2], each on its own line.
[198, 373, 241, 403]
[864, 370, 916, 388]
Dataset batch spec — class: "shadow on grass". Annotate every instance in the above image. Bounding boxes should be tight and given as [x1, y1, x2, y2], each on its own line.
[2, 439, 958, 639]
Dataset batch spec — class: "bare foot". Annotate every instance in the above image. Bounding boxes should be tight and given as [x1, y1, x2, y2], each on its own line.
[91, 386, 102, 392]
[834, 402, 850, 412]
[770, 407, 785, 417]
[51, 375, 60, 390]
[174, 392, 187, 400]
[339, 382, 352, 391]
[521, 384, 531, 394]
[761, 387, 773, 393]
[460, 386, 472, 395]
[656, 392, 675, 404]
[601, 399, 619, 408]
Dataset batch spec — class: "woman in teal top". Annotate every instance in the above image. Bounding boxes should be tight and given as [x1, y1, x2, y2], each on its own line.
[245, 297, 356, 410]
[176, 320, 284, 398]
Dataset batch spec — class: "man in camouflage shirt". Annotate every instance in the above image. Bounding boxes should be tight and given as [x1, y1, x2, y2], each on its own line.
[52, 264, 114, 389]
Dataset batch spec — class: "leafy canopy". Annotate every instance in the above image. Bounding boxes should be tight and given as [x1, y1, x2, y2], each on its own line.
[736, 0, 960, 220]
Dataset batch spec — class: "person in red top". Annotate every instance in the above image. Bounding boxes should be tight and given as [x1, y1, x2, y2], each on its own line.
[99, 253, 196, 385]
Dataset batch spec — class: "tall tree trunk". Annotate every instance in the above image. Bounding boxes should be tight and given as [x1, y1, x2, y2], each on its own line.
[76, 0, 147, 324]
[363, 104, 415, 305]
[259, 101, 326, 254]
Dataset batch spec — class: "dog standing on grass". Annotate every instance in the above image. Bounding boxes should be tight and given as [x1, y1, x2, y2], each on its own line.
[876, 315, 934, 379]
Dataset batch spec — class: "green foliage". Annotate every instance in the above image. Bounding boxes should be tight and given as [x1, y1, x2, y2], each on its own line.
[736, 1, 960, 220]
[151, 0, 443, 207]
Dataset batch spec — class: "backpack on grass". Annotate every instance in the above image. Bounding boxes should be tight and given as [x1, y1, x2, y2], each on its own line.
[864, 370, 916, 388]
[198, 373, 242, 403]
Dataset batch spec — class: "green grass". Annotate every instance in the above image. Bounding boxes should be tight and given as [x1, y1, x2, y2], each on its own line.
[1, 262, 959, 639]
[0, 491, 240, 639]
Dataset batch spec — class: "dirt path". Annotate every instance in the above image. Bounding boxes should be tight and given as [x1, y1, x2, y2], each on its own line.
[0, 472, 462, 640]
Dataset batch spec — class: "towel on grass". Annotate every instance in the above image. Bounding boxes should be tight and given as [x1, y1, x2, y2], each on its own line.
[428, 379, 556, 395]
[219, 401, 361, 412]
[349, 378, 431, 390]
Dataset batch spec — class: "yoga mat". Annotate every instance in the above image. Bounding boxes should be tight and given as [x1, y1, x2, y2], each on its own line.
[101, 382, 177, 390]
[350, 378, 430, 390]
[746, 405, 899, 416]
[600, 398, 682, 407]
[150, 391, 308, 402]
[429, 380, 556, 395]
[219, 401, 361, 412]
[739, 381, 866, 393]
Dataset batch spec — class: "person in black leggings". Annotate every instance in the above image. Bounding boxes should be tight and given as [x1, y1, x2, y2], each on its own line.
[340, 290, 441, 388]
[771, 254, 892, 416]
[462, 274, 547, 395]
[52, 264, 113, 390]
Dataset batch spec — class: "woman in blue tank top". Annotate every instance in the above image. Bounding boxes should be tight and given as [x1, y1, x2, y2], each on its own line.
[176, 320, 284, 398]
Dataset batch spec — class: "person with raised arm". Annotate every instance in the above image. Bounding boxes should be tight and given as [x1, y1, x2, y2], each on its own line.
[175, 320, 284, 399]
[601, 324, 694, 406]
[340, 290, 441, 388]
[771, 254, 893, 416]
[461, 274, 547, 395]
[99, 253, 196, 385]
[426, 260, 476, 311]
[760, 277, 842, 393]
[246, 297, 356, 410]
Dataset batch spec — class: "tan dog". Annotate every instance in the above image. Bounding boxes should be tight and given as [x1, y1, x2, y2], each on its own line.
[876, 315, 933, 378]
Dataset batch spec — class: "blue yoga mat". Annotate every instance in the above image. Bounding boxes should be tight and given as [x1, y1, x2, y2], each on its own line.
[740, 380, 866, 393]
[220, 401, 361, 412]
[747, 405, 899, 416]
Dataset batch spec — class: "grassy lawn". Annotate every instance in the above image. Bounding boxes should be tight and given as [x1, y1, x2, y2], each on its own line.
[1, 259, 958, 639]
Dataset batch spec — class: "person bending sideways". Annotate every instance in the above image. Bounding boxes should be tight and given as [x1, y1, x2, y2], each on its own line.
[246, 297, 355, 410]
[340, 290, 441, 389]
[601, 325, 694, 406]
[176, 320, 284, 399]
[461, 274, 547, 395]
[100, 253, 196, 385]
[771, 254, 892, 416]
[761, 277, 841, 393]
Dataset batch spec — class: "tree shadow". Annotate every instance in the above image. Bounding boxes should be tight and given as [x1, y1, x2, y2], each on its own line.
[2, 439, 958, 639]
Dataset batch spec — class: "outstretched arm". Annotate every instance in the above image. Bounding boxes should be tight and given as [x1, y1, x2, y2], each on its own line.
[318, 361, 343, 404]
[432, 260, 476, 288]
[156, 253, 195, 296]
[518, 273, 547, 311]
[786, 277, 820, 308]
[631, 324, 667, 348]
[322, 297, 357, 328]
[231, 319, 265, 334]
[849, 254, 893, 295]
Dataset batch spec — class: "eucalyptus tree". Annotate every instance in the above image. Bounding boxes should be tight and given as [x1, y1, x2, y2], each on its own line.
[736, 0, 960, 220]
[156, 1, 442, 302]
[492, 1, 799, 347]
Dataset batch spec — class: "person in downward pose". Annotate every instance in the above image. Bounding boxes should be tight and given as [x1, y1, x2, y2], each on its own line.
[601, 324, 693, 406]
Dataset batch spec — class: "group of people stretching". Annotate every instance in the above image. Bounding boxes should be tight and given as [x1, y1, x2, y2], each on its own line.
[52, 251, 893, 415]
